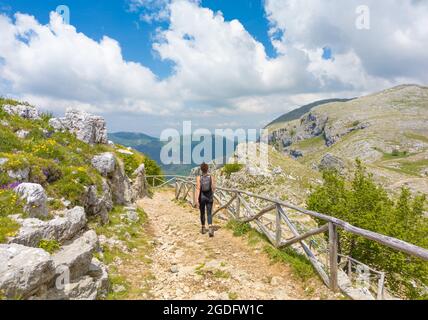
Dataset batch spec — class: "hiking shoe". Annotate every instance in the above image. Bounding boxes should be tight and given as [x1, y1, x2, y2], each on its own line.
[209, 226, 214, 238]
[201, 226, 207, 235]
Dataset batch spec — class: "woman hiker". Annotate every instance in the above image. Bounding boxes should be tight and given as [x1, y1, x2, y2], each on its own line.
[196, 163, 216, 237]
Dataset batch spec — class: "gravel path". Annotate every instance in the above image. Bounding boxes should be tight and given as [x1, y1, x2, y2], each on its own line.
[136, 189, 337, 300]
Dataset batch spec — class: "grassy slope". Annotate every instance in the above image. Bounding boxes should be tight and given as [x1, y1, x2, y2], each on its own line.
[266, 85, 428, 195]
[0, 98, 156, 243]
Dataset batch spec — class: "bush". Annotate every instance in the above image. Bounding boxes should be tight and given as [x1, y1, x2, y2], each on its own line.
[0, 216, 20, 243]
[0, 127, 23, 152]
[307, 160, 428, 298]
[226, 220, 251, 237]
[264, 245, 315, 281]
[0, 188, 23, 217]
[223, 163, 243, 177]
[38, 239, 61, 254]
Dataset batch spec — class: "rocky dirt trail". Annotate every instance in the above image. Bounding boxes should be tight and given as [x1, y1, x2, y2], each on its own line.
[135, 189, 338, 300]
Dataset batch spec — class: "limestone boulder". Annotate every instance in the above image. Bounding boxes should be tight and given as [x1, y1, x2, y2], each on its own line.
[10, 206, 87, 247]
[131, 163, 149, 200]
[14, 183, 48, 218]
[3, 104, 41, 120]
[84, 179, 113, 224]
[52, 230, 99, 281]
[0, 244, 55, 299]
[91, 152, 116, 176]
[319, 153, 345, 173]
[49, 109, 107, 144]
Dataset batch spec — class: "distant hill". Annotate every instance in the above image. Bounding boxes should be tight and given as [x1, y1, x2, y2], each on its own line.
[265, 84, 428, 196]
[108, 132, 165, 166]
[108, 132, 239, 176]
[265, 98, 354, 128]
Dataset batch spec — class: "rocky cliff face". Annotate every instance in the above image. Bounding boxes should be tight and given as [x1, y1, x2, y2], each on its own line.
[0, 103, 150, 300]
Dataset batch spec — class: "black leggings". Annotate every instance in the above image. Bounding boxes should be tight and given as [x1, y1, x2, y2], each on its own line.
[199, 197, 213, 226]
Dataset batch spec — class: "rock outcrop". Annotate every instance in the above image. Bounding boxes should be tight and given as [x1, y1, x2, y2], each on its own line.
[49, 109, 108, 144]
[295, 112, 328, 142]
[109, 159, 132, 205]
[131, 164, 149, 200]
[10, 206, 87, 247]
[0, 244, 55, 299]
[52, 230, 99, 280]
[83, 181, 113, 224]
[14, 183, 48, 218]
[319, 153, 345, 173]
[3, 104, 41, 120]
[91, 153, 116, 176]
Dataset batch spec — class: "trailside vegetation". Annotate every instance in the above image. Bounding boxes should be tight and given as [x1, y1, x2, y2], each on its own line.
[307, 160, 428, 299]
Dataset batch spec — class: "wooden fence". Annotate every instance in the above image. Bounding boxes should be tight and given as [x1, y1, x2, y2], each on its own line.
[145, 175, 428, 299]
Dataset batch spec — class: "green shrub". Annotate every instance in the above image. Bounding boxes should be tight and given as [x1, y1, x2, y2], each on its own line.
[48, 166, 100, 205]
[226, 220, 251, 237]
[0, 189, 23, 217]
[38, 239, 61, 254]
[0, 127, 23, 152]
[307, 160, 428, 298]
[0, 216, 20, 243]
[264, 245, 315, 281]
[117, 153, 140, 176]
[222, 163, 243, 177]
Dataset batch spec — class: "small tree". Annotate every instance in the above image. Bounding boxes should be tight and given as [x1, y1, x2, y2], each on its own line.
[307, 160, 428, 298]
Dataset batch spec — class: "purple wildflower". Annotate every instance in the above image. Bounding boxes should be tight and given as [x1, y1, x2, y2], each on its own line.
[0, 181, 21, 190]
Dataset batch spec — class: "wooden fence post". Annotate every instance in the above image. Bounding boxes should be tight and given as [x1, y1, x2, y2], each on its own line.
[275, 205, 282, 247]
[236, 193, 241, 218]
[329, 222, 339, 292]
[377, 273, 385, 300]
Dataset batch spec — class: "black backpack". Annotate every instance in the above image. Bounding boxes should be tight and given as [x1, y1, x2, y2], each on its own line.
[200, 175, 212, 192]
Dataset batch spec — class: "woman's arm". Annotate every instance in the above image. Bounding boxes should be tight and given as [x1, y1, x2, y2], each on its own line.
[195, 176, 200, 207]
[211, 176, 216, 193]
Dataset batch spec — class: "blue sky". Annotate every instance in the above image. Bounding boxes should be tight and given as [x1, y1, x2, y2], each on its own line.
[0, 0, 277, 79]
[0, 0, 427, 136]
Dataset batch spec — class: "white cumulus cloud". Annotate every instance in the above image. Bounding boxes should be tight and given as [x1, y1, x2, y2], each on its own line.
[0, 0, 427, 133]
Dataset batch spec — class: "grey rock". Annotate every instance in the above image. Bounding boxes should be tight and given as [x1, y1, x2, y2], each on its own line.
[8, 167, 30, 182]
[15, 129, 30, 139]
[124, 210, 139, 223]
[112, 284, 126, 293]
[49, 109, 108, 144]
[10, 206, 87, 247]
[84, 179, 113, 224]
[272, 166, 283, 175]
[0, 244, 55, 299]
[91, 153, 116, 176]
[14, 183, 48, 218]
[131, 163, 149, 200]
[61, 198, 72, 209]
[52, 230, 99, 281]
[282, 137, 293, 148]
[295, 112, 328, 142]
[319, 153, 345, 173]
[3, 104, 41, 120]
[43, 276, 99, 300]
[290, 149, 303, 159]
[324, 120, 369, 147]
[0, 157, 8, 166]
[110, 159, 132, 205]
